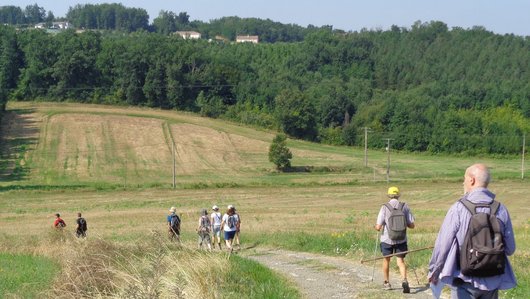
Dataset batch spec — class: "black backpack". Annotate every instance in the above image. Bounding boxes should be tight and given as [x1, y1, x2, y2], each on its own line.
[227, 215, 237, 229]
[459, 199, 505, 277]
[384, 202, 407, 241]
[78, 218, 87, 231]
[170, 214, 181, 232]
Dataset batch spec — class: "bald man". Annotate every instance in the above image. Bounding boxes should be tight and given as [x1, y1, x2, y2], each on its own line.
[428, 164, 516, 299]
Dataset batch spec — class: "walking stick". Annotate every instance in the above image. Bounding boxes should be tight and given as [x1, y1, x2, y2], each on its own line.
[371, 230, 380, 282]
[361, 246, 434, 264]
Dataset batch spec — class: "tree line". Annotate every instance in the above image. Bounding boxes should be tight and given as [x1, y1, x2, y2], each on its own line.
[1, 3, 317, 42]
[0, 19, 529, 155]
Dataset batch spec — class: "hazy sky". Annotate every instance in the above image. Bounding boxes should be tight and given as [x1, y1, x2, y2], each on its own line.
[8, 0, 530, 36]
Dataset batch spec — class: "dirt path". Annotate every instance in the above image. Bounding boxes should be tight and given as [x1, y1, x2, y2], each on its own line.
[246, 249, 436, 299]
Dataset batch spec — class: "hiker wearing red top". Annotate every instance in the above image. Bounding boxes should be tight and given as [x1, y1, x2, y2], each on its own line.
[54, 213, 66, 229]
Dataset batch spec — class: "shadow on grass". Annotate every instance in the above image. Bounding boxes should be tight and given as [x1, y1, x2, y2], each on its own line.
[281, 165, 353, 173]
[0, 184, 88, 192]
[0, 108, 39, 182]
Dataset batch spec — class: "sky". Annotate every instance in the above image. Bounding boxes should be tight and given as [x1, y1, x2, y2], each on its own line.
[7, 0, 530, 36]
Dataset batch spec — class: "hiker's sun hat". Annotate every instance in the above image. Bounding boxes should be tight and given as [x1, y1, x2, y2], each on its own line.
[169, 207, 176, 213]
[227, 205, 234, 209]
[387, 186, 400, 196]
[212, 205, 219, 210]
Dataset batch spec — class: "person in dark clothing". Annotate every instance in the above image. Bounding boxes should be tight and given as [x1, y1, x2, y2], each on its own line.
[76, 212, 88, 238]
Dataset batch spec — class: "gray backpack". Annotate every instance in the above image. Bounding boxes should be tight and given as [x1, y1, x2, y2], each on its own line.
[384, 202, 407, 241]
[459, 199, 505, 277]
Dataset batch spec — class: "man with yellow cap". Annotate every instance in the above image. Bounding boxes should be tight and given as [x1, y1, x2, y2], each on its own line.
[375, 186, 415, 293]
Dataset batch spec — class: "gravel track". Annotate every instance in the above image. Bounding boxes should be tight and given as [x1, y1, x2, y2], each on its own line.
[246, 249, 437, 299]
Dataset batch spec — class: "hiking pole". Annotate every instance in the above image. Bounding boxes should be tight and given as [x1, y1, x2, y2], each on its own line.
[371, 230, 380, 282]
[361, 246, 434, 264]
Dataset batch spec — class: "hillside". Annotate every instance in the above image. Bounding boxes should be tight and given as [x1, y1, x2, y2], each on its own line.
[1, 102, 527, 189]
[1, 22, 528, 155]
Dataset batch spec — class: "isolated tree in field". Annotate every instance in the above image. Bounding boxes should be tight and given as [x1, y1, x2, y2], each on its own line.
[268, 134, 292, 170]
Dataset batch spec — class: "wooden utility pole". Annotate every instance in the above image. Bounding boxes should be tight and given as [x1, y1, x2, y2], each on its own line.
[383, 138, 393, 183]
[522, 134, 526, 180]
[364, 127, 370, 167]
[172, 141, 176, 189]
[124, 158, 127, 188]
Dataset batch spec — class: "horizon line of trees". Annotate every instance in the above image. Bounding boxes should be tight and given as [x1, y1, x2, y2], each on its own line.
[1, 20, 529, 155]
[1, 3, 328, 42]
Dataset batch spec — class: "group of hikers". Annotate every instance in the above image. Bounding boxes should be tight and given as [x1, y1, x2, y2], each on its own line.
[167, 204, 241, 252]
[53, 212, 88, 238]
[53, 205, 241, 253]
[376, 163, 516, 298]
[51, 163, 516, 298]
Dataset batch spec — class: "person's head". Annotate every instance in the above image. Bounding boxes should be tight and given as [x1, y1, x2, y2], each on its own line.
[212, 205, 219, 212]
[169, 207, 176, 214]
[77, 212, 82, 217]
[387, 186, 400, 199]
[201, 208, 208, 216]
[463, 163, 490, 193]
[55, 213, 60, 218]
[227, 205, 235, 215]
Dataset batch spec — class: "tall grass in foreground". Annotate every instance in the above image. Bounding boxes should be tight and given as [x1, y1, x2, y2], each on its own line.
[0, 230, 299, 298]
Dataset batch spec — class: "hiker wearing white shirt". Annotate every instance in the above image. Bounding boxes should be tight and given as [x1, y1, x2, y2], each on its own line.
[210, 205, 222, 250]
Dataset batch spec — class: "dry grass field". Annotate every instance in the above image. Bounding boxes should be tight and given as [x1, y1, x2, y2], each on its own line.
[1, 102, 529, 298]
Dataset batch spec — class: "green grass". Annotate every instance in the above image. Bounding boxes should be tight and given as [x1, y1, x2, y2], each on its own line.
[222, 255, 300, 299]
[0, 253, 59, 298]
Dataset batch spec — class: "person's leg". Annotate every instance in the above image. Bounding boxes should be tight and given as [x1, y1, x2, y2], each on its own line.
[224, 231, 233, 250]
[382, 257, 391, 283]
[235, 231, 241, 250]
[451, 280, 498, 299]
[450, 284, 474, 299]
[380, 242, 393, 287]
[215, 227, 222, 249]
[395, 242, 410, 293]
[206, 234, 212, 251]
[396, 257, 407, 281]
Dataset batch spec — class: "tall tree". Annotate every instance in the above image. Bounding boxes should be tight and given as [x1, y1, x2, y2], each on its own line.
[24, 3, 46, 24]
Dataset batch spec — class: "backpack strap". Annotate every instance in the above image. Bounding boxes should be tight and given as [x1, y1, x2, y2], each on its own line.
[384, 202, 404, 211]
[460, 198, 500, 216]
[383, 203, 394, 212]
[489, 200, 500, 215]
[459, 198, 477, 215]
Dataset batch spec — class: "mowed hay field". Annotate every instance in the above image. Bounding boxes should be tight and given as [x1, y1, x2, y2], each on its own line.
[1, 102, 529, 298]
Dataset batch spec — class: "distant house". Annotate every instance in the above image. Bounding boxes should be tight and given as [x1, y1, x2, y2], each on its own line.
[214, 35, 229, 42]
[174, 31, 201, 40]
[34, 21, 72, 30]
[236, 35, 259, 44]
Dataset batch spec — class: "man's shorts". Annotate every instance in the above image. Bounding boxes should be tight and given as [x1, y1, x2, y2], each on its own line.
[213, 225, 221, 237]
[224, 230, 236, 241]
[380, 242, 408, 258]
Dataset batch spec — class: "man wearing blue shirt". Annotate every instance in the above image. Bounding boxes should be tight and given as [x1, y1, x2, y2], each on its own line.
[428, 164, 516, 298]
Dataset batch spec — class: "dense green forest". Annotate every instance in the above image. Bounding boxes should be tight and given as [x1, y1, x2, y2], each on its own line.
[0, 4, 529, 155]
